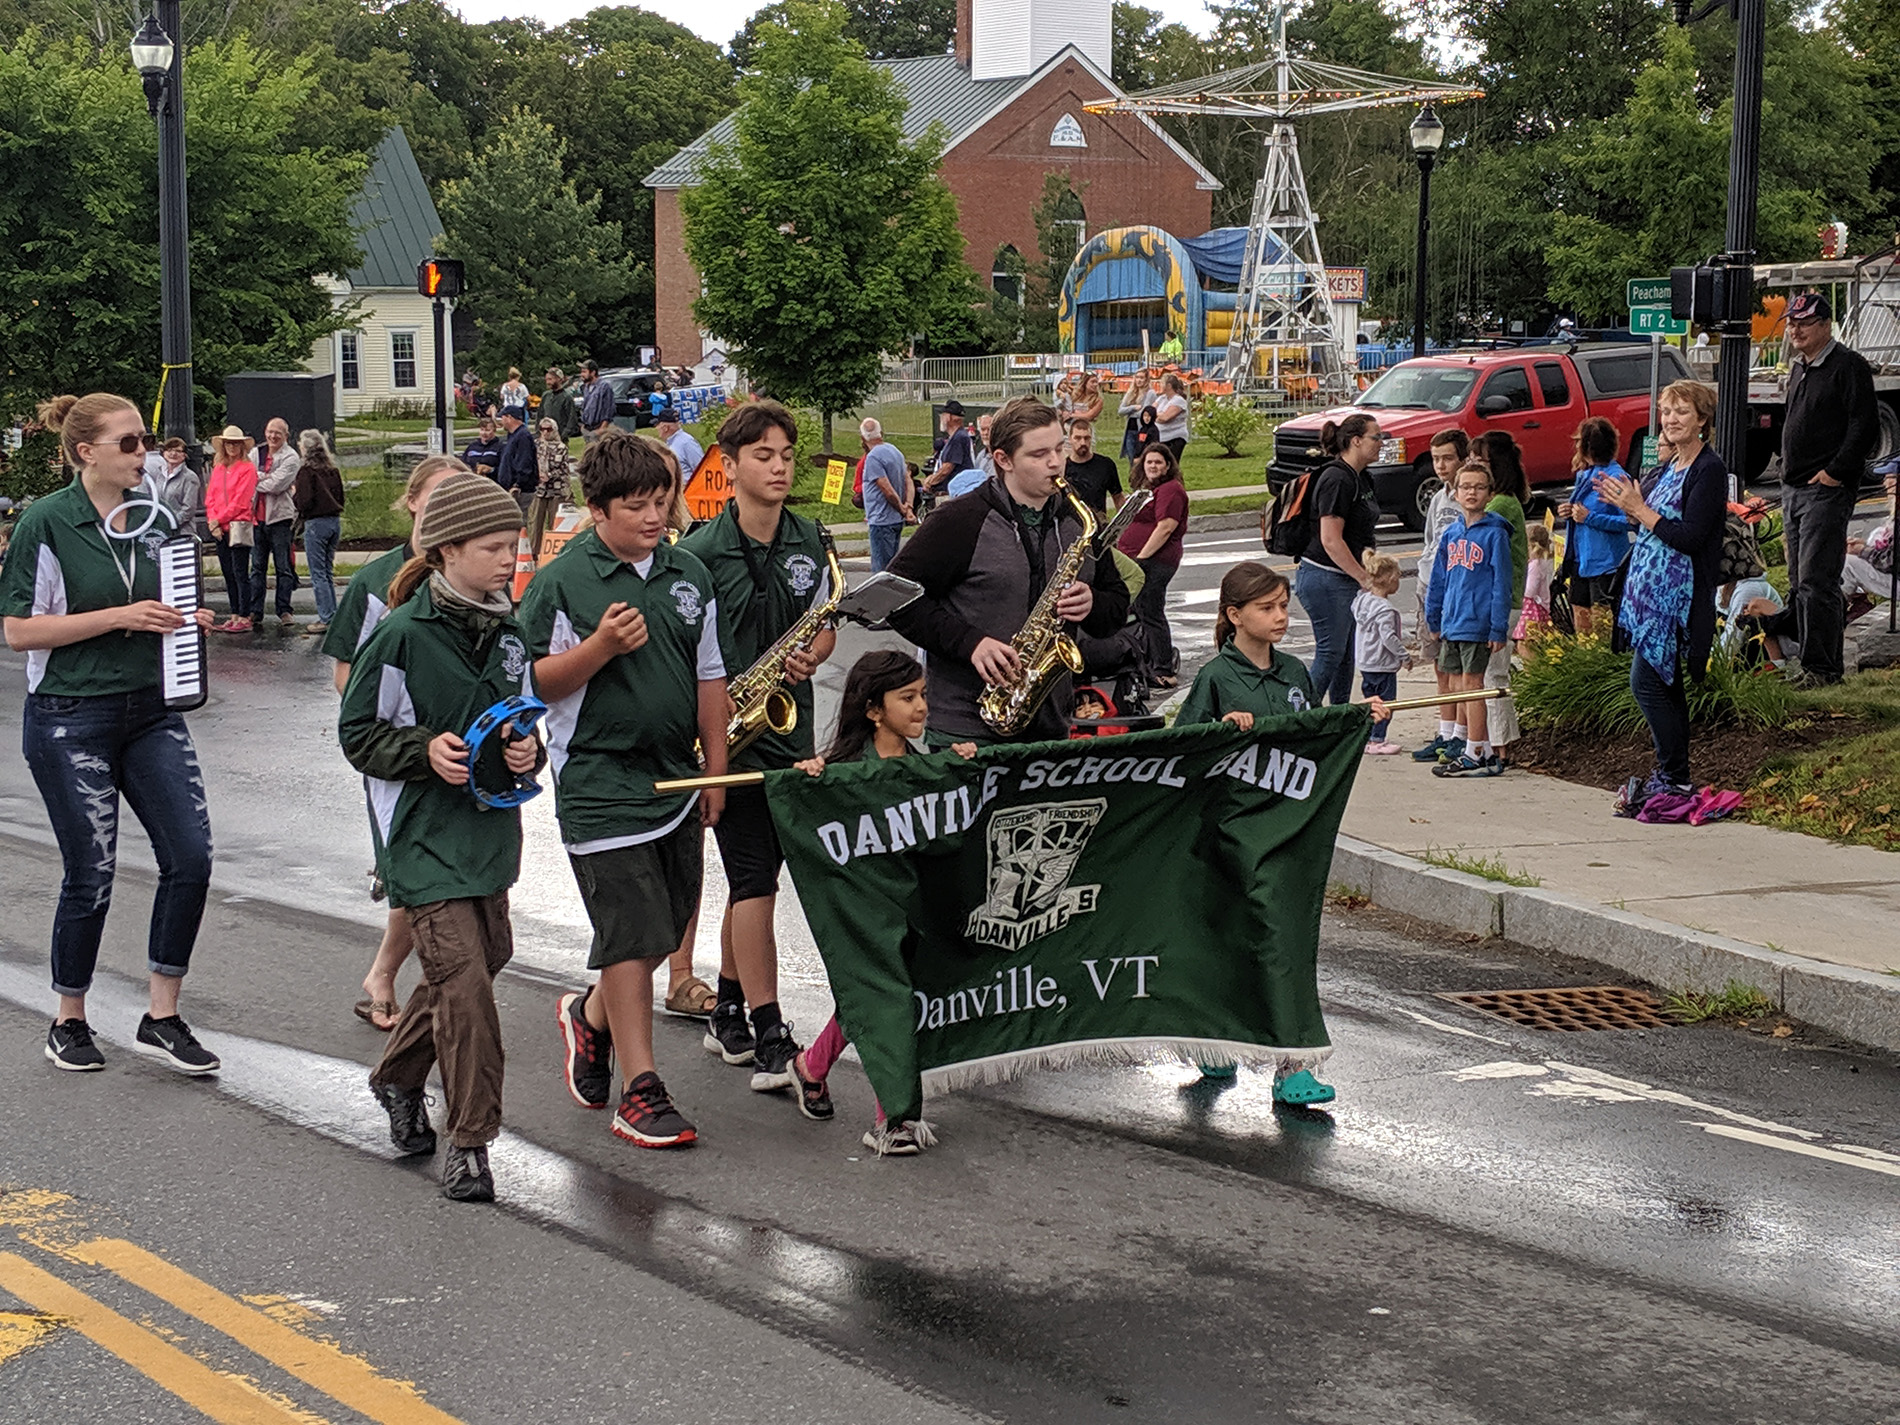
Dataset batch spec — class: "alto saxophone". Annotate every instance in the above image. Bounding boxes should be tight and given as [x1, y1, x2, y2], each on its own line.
[725, 530, 847, 755]
[977, 475, 1096, 737]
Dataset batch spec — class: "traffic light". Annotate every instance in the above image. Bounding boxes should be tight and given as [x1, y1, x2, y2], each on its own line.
[417, 258, 465, 299]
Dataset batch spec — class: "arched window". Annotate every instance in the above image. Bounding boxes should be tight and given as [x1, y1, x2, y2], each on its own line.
[992, 244, 1023, 306]
[1050, 189, 1087, 268]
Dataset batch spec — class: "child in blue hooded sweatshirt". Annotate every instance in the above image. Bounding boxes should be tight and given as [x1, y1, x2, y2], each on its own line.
[1425, 460, 1514, 777]
[1556, 416, 1631, 638]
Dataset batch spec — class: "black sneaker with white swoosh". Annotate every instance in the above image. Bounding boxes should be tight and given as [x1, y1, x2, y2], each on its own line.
[134, 1014, 221, 1075]
[45, 1018, 105, 1071]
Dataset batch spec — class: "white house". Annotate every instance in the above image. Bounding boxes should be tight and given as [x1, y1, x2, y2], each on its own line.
[304, 128, 445, 417]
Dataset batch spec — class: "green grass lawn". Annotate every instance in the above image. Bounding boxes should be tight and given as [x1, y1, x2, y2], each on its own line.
[1745, 668, 1900, 850]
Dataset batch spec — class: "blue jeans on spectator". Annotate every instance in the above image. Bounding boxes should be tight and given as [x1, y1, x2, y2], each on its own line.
[250, 519, 298, 619]
[303, 515, 341, 622]
[868, 522, 902, 574]
[1295, 561, 1359, 705]
[1361, 669, 1397, 740]
[1630, 652, 1691, 787]
[22, 688, 213, 996]
[215, 535, 252, 620]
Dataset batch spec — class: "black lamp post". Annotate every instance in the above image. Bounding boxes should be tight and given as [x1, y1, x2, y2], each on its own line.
[1409, 103, 1446, 361]
[130, 5, 195, 449]
[1675, 0, 1764, 477]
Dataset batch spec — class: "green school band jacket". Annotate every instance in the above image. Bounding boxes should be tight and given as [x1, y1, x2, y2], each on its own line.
[679, 502, 831, 771]
[1175, 641, 1318, 724]
[338, 579, 535, 908]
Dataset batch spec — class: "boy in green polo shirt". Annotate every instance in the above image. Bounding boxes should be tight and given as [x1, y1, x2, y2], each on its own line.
[520, 432, 730, 1148]
[679, 400, 837, 1093]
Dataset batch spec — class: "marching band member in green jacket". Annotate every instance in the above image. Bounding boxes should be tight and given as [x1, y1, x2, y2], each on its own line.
[339, 475, 544, 1203]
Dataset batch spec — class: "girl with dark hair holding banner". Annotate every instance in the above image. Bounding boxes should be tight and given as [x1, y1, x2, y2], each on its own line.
[339, 474, 543, 1202]
[1177, 561, 1387, 1108]
[789, 650, 976, 1154]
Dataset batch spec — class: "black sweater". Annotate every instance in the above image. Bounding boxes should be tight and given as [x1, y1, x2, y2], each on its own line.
[1782, 341, 1878, 497]
[887, 476, 1129, 739]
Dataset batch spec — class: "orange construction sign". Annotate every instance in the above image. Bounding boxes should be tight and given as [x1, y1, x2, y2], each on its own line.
[681, 445, 733, 524]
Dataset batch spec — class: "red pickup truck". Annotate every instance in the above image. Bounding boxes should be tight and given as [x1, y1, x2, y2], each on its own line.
[1268, 344, 1692, 530]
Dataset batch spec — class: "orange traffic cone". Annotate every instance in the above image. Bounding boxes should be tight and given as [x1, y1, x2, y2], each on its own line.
[510, 526, 537, 603]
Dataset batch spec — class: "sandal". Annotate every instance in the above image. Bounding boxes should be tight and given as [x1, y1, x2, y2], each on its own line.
[662, 974, 718, 1019]
[792, 1052, 834, 1121]
[353, 998, 400, 1032]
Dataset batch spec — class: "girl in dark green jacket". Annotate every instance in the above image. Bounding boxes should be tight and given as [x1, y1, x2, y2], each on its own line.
[1177, 562, 1385, 1110]
[339, 475, 543, 1203]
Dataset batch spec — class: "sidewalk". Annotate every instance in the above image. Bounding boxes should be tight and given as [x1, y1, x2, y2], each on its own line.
[1328, 664, 1900, 1052]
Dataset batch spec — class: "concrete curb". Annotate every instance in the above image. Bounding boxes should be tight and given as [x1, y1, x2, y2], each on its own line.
[1327, 836, 1900, 1053]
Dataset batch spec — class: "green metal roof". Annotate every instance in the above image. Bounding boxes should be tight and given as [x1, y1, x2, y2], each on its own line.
[345, 128, 445, 291]
[644, 51, 1037, 189]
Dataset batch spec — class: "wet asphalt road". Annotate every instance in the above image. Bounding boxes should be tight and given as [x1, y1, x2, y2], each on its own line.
[2, 538, 1900, 1423]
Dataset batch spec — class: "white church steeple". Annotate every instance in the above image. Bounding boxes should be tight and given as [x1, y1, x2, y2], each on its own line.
[959, 0, 1113, 83]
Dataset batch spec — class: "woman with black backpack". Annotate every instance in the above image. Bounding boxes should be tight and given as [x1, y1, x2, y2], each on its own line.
[1289, 413, 1383, 705]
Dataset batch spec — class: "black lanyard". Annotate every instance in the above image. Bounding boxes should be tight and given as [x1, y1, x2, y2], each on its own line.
[732, 503, 785, 596]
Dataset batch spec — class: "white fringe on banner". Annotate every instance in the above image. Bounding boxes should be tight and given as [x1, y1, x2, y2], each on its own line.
[918, 1037, 1335, 1098]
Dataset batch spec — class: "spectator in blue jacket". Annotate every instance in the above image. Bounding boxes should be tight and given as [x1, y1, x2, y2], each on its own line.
[461, 416, 503, 482]
[1557, 416, 1632, 637]
[495, 405, 538, 508]
[1425, 460, 1515, 778]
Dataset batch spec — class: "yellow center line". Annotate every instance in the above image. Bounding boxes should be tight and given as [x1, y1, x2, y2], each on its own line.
[0, 1253, 324, 1425]
[69, 1238, 465, 1425]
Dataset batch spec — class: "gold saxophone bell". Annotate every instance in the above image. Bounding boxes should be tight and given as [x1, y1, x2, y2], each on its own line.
[763, 687, 797, 736]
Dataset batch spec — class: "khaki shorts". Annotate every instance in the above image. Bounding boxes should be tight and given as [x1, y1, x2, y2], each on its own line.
[1437, 639, 1490, 676]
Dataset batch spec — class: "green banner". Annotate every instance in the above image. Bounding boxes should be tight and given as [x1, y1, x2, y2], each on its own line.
[763, 709, 1369, 1122]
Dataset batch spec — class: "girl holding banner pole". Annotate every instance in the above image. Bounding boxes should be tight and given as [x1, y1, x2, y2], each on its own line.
[1178, 562, 1382, 1108]
[791, 650, 976, 1155]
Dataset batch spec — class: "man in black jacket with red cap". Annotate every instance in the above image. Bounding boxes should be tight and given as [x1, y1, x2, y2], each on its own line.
[1780, 292, 1878, 684]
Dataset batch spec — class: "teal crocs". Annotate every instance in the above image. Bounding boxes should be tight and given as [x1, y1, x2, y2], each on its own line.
[1198, 1063, 1238, 1081]
[1272, 1068, 1336, 1108]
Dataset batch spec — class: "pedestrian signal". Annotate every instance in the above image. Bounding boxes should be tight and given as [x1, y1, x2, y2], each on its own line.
[417, 258, 465, 299]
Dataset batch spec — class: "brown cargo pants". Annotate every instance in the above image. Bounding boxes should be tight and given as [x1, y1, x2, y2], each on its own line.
[369, 892, 513, 1148]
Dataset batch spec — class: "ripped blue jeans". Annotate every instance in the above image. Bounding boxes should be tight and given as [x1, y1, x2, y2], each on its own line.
[22, 689, 213, 996]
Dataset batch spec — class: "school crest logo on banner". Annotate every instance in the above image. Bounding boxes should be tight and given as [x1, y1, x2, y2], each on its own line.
[784, 553, 819, 596]
[669, 580, 702, 623]
[965, 800, 1105, 951]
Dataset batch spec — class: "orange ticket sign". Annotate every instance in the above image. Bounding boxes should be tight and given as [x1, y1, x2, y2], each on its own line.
[682, 445, 733, 523]
[822, 458, 847, 505]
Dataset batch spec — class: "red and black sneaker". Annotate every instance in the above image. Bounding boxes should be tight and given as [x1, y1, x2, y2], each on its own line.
[612, 1072, 698, 1148]
[557, 989, 612, 1109]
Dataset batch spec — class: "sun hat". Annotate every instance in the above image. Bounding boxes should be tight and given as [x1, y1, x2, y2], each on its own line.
[414, 474, 524, 551]
[216, 425, 251, 446]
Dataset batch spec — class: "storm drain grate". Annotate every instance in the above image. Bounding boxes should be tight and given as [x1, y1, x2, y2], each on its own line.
[1437, 986, 1674, 1032]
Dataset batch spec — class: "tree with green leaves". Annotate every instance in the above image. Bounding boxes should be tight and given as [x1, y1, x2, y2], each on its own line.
[730, 0, 953, 67]
[435, 108, 638, 381]
[0, 32, 363, 427]
[683, 1, 964, 452]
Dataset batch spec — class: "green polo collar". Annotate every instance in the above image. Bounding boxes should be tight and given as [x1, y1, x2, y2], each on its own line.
[580, 528, 683, 579]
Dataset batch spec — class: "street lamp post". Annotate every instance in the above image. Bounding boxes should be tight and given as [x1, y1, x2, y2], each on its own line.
[130, 4, 195, 450]
[1675, 0, 1764, 478]
[1409, 104, 1446, 362]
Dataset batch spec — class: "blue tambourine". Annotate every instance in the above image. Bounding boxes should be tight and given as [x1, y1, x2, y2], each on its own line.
[464, 695, 548, 810]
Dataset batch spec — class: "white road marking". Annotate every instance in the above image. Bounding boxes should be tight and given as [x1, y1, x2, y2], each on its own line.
[1832, 1143, 1900, 1165]
[1399, 1008, 1511, 1044]
[1542, 1062, 1825, 1141]
[1448, 1060, 1550, 1081]
[1689, 1124, 1900, 1179]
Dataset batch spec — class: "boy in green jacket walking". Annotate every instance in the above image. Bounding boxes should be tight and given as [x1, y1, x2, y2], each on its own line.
[339, 475, 544, 1203]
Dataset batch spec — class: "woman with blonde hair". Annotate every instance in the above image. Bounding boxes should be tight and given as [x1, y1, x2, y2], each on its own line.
[498, 366, 529, 410]
[1, 394, 220, 1072]
[204, 425, 258, 631]
[1596, 380, 1727, 803]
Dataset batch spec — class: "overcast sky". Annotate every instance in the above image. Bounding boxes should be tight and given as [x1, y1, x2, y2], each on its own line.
[448, 0, 1224, 46]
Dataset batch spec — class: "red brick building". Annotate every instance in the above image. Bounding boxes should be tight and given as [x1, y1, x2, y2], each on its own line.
[643, 0, 1217, 368]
